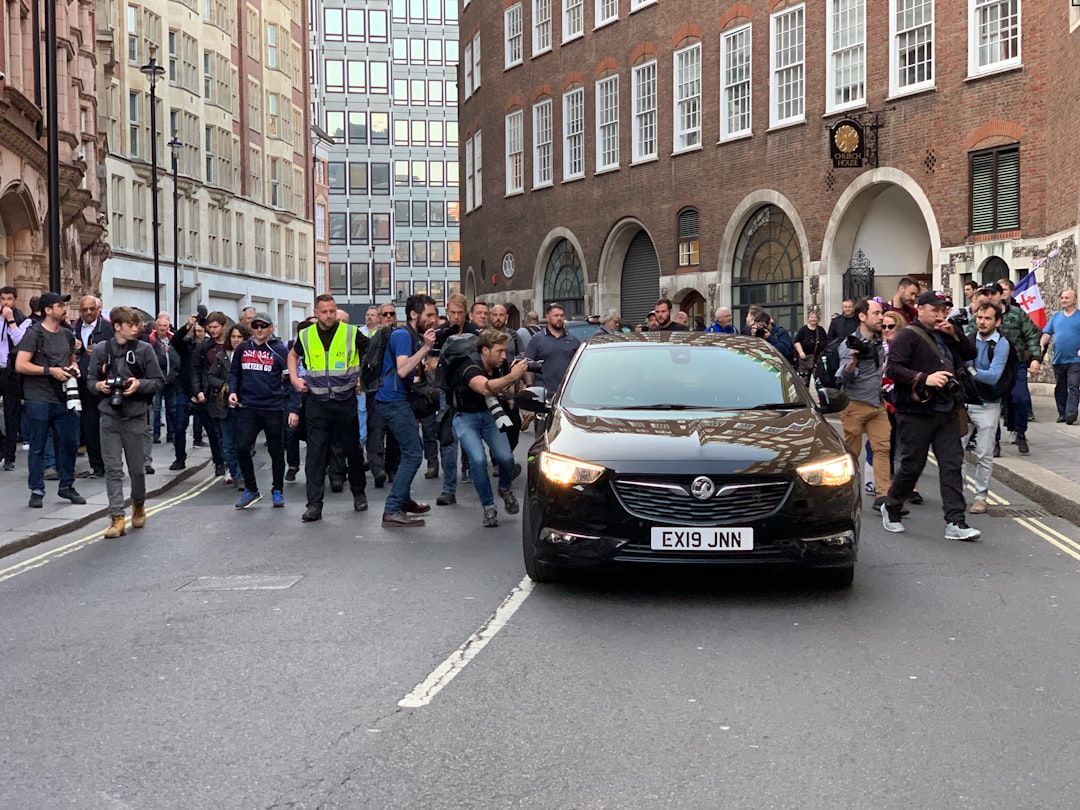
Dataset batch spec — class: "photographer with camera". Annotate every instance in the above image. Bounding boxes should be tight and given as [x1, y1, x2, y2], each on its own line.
[751, 311, 795, 363]
[451, 330, 528, 528]
[880, 291, 979, 541]
[836, 297, 892, 512]
[14, 292, 85, 508]
[87, 307, 164, 537]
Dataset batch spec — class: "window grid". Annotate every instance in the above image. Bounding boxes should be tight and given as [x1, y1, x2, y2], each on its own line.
[563, 88, 585, 179]
[596, 76, 619, 171]
[505, 4, 523, 69]
[674, 44, 702, 151]
[721, 26, 751, 139]
[632, 61, 657, 162]
[893, 0, 934, 92]
[772, 6, 805, 125]
[829, 0, 865, 109]
[973, 0, 1020, 72]
[596, 0, 617, 27]
[506, 110, 524, 194]
[563, 0, 583, 41]
[533, 99, 553, 187]
[533, 0, 551, 53]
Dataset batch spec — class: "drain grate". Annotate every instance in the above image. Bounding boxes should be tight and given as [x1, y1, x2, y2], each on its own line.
[987, 506, 1048, 518]
[177, 575, 304, 591]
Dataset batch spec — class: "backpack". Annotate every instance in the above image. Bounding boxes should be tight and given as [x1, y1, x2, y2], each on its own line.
[360, 324, 395, 393]
[969, 334, 1019, 401]
[813, 336, 847, 390]
[436, 333, 480, 408]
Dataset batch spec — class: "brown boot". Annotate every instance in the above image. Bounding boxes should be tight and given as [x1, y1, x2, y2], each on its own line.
[131, 502, 146, 529]
[104, 515, 126, 538]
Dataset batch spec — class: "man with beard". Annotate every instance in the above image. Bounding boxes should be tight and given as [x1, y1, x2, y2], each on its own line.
[73, 296, 111, 478]
[525, 303, 582, 395]
[884, 277, 920, 325]
[652, 298, 688, 332]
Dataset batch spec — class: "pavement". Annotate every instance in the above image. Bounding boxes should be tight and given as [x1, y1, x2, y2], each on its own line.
[1, 391, 1078, 560]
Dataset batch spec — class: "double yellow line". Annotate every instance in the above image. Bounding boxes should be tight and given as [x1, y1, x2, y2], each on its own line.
[0, 472, 220, 585]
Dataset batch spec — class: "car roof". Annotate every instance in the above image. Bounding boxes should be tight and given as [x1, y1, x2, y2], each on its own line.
[582, 332, 754, 347]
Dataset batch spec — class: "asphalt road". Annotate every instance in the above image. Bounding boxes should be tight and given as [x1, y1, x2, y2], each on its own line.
[2, 453, 1080, 809]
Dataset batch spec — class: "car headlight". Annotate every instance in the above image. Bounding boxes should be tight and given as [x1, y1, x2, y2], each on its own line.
[539, 452, 605, 486]
[796, 455, 855, 486]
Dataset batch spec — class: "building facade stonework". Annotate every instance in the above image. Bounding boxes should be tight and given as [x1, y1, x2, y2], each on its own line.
[1, 0, 106, 309]
[459, 0, 1080, 337]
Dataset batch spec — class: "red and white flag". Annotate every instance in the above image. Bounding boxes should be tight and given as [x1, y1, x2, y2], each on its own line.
[1013, 270, 1046, 328]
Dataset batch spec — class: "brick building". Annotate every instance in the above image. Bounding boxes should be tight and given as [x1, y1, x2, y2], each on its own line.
[459, 0, 1080, 334]
[1, 0, 106, 307]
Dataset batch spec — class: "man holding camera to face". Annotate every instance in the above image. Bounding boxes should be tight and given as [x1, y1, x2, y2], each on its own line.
[450, 330, 528, 528]
[87, 307, 164, 537]
[880, 290, 979, 541]
[836, 297, 892, 512]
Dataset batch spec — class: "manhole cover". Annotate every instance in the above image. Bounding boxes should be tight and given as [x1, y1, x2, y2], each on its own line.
[986, 506, 1048, 518]
[177, 575, 304, 591]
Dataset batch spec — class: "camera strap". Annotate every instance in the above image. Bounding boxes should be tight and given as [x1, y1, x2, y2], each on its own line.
[910, 325, 954, 373]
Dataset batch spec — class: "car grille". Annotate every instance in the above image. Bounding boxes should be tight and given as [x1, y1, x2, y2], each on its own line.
[612, 478, 791, 526]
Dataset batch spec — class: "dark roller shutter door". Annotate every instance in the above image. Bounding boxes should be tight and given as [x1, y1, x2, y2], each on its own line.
[620, 230, 660, 327]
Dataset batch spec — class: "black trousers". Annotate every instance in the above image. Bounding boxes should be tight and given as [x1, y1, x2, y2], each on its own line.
[78, 385, 103, 473]
[1, 366, 21, 463]
[236, 407, 285, 493]
[885, 408, 966, 524]
[306, 396, 366, 509]
[364, 392, 399, 477]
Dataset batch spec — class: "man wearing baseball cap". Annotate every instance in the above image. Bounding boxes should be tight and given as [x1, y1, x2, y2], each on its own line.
[879, 290, 981, 541]
[13, 292, 86, 508]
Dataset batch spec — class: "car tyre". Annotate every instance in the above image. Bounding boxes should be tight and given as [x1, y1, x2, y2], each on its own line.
[815, 565, 855, 589]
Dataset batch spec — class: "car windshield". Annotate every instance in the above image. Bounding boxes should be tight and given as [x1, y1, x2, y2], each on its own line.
[560, 343, 803, 410]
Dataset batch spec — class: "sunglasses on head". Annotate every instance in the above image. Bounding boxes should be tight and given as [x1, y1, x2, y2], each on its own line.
[251, 321, 271, 329]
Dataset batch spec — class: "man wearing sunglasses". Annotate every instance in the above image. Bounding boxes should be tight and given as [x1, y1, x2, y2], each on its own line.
[836, 297, 892, 512]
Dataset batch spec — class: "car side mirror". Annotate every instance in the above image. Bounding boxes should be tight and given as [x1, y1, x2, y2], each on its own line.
[516, 386, 550, 413]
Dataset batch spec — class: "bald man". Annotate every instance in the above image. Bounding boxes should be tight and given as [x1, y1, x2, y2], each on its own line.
[74, 295, 112, 478]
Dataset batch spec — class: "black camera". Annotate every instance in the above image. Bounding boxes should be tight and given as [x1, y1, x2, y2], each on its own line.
[947, 309, 969, 330]
[845, 333, 875, 356]
[105, 375, 128, 409]
[753, 326, 767, 338]
[515, 356, 543, 373]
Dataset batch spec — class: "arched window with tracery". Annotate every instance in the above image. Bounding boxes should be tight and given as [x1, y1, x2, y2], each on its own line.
[731, 205, 803, 333]
[543, 238, 585, 317]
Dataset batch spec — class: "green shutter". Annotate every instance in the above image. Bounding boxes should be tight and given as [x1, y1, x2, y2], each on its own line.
[995, 150, 1020, 230]
[970, 152, 995, 233]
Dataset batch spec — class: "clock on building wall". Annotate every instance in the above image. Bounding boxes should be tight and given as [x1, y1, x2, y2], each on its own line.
[502, 253, 516, 279]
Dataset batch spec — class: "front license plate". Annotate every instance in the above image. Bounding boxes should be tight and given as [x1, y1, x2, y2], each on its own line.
[650, 527, 754, 551]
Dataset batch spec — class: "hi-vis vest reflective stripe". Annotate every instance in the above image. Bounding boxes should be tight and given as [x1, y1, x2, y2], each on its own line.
[299, 323, 360, 400]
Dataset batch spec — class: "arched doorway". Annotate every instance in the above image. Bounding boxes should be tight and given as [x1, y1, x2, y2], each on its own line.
[676, 289, 706, 330]
[979, 256, 1010, 286]
[543, 239, 585, 317]
[619, 230, 660, 327]
[731, 205, 804, 334]
[506, 303, 521, 329]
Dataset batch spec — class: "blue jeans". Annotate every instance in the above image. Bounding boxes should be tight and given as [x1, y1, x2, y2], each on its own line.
[1053, 362, 1080, 419]
[219, 409, 240, 478]
[357, 392, 367, 444]
[25, 400, 79, 494]
[22, 411, 57, 469]
[375, 399, 422, 514]
[452, 410, 514, 509]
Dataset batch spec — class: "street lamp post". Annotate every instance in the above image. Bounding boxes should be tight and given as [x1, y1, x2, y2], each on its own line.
[140, 47, 166, 317]
[169, 136, 181, 325]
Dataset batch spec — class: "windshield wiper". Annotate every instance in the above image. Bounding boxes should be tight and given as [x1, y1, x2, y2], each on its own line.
[743, 402, 806, 410]
[614, 403, 705, 411]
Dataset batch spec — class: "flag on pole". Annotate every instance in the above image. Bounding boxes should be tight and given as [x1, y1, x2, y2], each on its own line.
[1013, 270, 1047, 328]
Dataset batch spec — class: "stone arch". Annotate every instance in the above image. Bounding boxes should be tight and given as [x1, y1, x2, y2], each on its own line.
[596, 216, 655, 313]
[464, 265, 477, 304]
[533, 226, 588, 314]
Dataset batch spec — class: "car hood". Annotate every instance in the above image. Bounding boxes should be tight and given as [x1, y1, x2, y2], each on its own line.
[544, 407, 846, 476]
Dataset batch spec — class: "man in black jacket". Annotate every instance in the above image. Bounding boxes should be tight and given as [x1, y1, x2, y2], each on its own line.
[0, 285, 30, 470]
[189, 310, 229, 475]
[881, 290, 980, 541]
[73, 296, 112, 478]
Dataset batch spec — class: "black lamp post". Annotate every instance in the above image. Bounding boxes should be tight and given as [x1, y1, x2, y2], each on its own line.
[43, 0, 61, 292]
[140, 47, 166, 317]
[169, 136, 181, 325]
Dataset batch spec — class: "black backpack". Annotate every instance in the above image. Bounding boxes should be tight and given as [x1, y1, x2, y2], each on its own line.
[969, 334, 1019, 401]
[360, 325, 395, 393]
[813, 335, 847, 389]
[436, 333, 481, 408]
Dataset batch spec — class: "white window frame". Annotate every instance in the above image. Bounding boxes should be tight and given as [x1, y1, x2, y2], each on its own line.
[463, 41, 473, 97]
[465, 136, 475, 212]
[968, 0, 1021, 76]
[720, 24, 752, 140]
[533, 99, 553, 188]
[595, 0, 617, 29]
[532, 0, 551, 55]
[472, 33, 481, 90]
[505, 110, 524, 195]
[673, 43, 702, 153]
[474, 130, 482, 208]
[563, 0, 583, 43]
[826, 0, 865, 113]
[504, 4, 523, 69]
[770, 5, 805, 128]
[889, 0, 935, 97]
[563, 87, 584, 180]
[595, 75, 619, 172]
[630, 0, 656, 9]
[631, 60, 657, 163]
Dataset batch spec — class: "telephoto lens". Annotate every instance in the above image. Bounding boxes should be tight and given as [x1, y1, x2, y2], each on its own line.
[64, 376, 81, 412]
[485, 395, 513, 432]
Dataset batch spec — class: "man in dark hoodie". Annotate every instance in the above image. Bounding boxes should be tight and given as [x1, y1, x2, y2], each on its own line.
[228, 311, 290, 509]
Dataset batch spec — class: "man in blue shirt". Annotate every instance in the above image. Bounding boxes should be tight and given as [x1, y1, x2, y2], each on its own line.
[524, 303, 581, 396]
[1040, 288, 1080, 424]
[704, 307, 737, 334]
[376, 294, 438, 527]
[964, 303, 1011, 514]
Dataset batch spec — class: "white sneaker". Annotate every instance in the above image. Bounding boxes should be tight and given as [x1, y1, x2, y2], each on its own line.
[882, 509, 905, 533]
[945, 522, 981, 541]
[224, 471, 234, 484]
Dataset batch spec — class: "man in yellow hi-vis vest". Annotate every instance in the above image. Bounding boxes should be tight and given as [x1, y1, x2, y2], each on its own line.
[287, 294, 371, 522]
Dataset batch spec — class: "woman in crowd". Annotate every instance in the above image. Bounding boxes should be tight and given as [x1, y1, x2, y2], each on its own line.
[881, 309, 923, 505]
[793, 311, 827, 385]
[209, 323, 250, 487]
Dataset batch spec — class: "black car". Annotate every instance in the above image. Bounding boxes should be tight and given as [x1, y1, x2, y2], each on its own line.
[519, 332, 861, 587]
